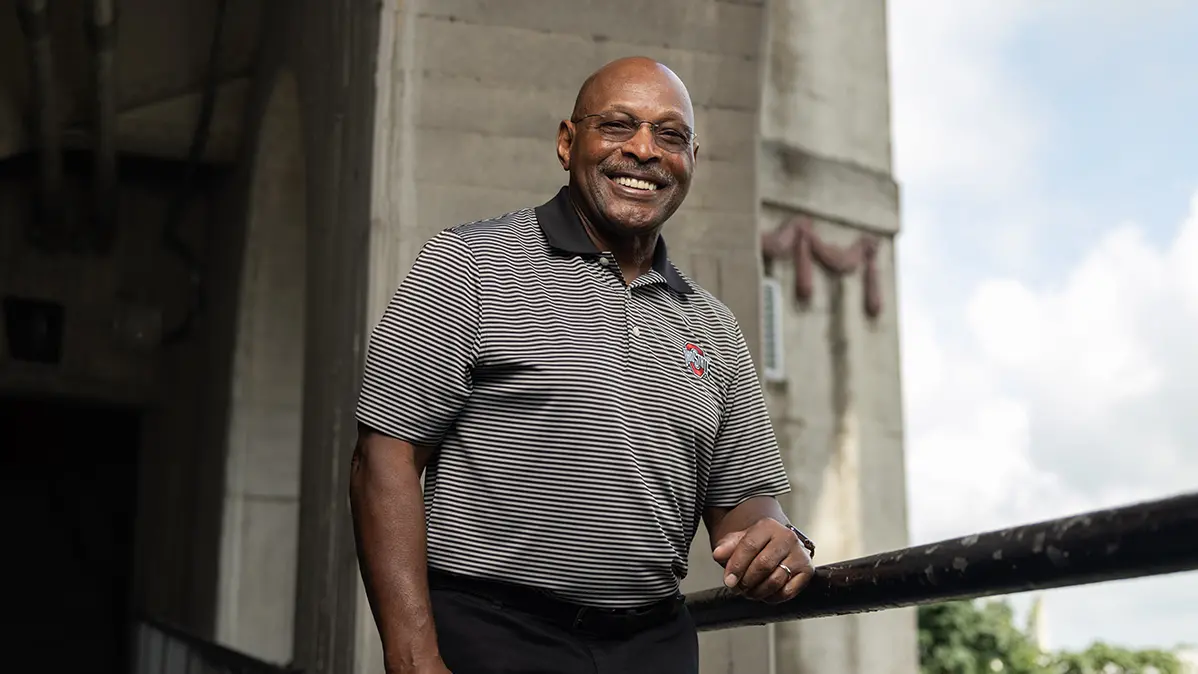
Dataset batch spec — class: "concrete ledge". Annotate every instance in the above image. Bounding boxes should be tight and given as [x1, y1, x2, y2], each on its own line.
[758, 140, 900, 235]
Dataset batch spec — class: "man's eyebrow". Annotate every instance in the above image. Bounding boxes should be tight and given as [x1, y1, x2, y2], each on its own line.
[603, 105, 692, 126]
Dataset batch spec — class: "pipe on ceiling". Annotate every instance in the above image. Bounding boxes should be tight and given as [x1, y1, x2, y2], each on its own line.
[86, 0, 119, 252]
[16, 0, 65, 244]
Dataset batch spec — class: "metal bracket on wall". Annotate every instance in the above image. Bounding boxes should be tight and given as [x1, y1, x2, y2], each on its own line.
[761, 215, 882, 319]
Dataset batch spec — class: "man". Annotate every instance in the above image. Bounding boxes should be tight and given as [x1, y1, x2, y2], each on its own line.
[350, 57, 815, 674]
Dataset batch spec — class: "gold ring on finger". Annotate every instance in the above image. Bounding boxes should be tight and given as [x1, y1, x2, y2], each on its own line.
[779, 562, 794, 577]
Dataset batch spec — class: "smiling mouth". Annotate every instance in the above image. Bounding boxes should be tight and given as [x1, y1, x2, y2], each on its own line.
[609, 175, 661, 192]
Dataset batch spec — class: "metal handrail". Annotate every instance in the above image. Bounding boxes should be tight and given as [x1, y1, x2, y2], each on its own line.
[131, 617, 299, 674]
[687, 491, 1198, 631]
[126, 492, 1198, 670]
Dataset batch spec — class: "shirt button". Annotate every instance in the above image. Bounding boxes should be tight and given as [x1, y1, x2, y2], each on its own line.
[632, 326, 641, 337]
[598, 256, 610, 265]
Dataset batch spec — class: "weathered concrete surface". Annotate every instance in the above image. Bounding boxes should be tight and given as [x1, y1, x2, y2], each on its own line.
[760, 1, 918, 673]
[760, 0, 895, 175]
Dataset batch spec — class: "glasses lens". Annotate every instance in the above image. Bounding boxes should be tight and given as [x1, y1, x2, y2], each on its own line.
[654, 128, 690, 152]
[591, 114, 691, 152]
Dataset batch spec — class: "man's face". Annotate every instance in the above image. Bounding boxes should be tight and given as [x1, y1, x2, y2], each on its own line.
[558, 67, 698, 236]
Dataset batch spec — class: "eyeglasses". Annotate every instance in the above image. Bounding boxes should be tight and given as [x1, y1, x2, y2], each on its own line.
[571, 111, 696, 154]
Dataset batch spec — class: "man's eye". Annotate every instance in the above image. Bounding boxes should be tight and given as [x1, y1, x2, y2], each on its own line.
[601, 121, 635, 131]
[660, 130, 687, 141]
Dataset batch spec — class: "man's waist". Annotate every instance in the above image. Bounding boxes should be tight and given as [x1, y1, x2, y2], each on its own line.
[425, 524, 690, 600]
[428, 568, 683, 637]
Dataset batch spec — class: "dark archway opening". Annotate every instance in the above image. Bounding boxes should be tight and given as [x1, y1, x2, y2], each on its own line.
[0, 395, 142, 674]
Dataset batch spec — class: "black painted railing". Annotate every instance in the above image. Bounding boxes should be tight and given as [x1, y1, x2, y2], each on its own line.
[687, 491, 1198, 631]
[128, 492, 1198, 672]
[131, 617, 298, 674]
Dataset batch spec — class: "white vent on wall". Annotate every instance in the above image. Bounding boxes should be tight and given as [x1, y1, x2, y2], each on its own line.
[762, 277, 785, 382]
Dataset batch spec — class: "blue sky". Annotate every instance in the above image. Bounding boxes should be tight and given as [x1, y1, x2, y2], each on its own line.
[889, 0, 1198, 653]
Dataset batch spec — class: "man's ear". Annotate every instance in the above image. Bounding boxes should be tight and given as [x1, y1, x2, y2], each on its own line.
[556, 120, 574, 171]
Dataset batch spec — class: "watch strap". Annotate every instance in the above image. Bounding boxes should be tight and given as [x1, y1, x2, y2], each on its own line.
[786, 523, 816, 559]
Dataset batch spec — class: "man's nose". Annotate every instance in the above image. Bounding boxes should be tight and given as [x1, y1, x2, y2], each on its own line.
[622, 124, 663, 162]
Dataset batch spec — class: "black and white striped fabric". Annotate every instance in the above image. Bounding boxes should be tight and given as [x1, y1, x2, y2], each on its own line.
[356, 186, 791, 607]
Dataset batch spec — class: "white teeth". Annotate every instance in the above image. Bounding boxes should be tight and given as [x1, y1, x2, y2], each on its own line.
[613, 176, 658, 191]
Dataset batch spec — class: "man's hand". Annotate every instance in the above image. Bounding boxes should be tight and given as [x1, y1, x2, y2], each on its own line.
[712, 517, 814, 603]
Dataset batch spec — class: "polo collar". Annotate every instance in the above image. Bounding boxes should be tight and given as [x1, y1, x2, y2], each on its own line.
[534, 186, 694, 294]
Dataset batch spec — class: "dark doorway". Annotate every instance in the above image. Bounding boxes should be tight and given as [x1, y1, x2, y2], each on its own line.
[0, 394, 141, 674]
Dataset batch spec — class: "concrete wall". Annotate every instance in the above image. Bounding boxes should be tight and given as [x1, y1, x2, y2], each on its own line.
[368, 0, 771, 345]
[759, 1, 919, 673]
[760, 0, 894, 175]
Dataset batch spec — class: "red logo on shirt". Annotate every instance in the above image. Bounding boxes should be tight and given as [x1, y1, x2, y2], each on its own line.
[684, 343, 708, 378]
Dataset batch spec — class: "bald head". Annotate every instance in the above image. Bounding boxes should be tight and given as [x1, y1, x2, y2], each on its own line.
[556, 56, 699, 239]
[571, 57, 694, 125]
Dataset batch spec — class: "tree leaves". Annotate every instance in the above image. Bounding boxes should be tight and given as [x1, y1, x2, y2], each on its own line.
[918, 600, 1182, 674]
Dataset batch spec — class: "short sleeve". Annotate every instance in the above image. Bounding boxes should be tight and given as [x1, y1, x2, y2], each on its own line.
[704, 322, 792, 508]
[355, 230, 481, 447]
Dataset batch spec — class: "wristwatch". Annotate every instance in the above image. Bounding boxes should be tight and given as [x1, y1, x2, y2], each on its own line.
[785, 524, 816, 559]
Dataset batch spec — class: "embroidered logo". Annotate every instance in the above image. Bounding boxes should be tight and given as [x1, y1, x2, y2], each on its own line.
[684, 343, 709, 378]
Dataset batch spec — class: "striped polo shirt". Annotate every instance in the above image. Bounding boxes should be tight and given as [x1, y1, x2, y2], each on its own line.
[356, 186, 791, 607]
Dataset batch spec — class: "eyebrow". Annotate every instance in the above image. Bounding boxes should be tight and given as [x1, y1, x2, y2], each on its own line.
[603, 106, 694, 129]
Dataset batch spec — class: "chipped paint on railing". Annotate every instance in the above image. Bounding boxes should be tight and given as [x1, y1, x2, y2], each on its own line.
[687, 491, 1198, 631]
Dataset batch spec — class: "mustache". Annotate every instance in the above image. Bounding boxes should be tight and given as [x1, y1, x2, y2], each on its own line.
[599, 157, 674, 187]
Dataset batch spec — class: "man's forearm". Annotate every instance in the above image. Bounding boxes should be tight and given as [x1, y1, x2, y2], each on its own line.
[705, 495, 791, 548]
[349, 432, 439, 672]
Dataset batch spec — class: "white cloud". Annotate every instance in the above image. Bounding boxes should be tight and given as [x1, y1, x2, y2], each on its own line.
[902, 188, 1198, 652]
[906, 194, 1198, 537]
[965, 212, 1198, 498]
[887, 0, 1071, 540]
[887, 0, 1043, 199]
[889, 0, 1198, 653]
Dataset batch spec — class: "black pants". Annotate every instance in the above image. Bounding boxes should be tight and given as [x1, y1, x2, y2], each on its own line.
[430, 571, 699, 674]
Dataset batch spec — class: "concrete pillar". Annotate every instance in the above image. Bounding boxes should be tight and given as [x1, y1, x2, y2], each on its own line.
[285, 0, 383, 672]
[758, 0, 919, 673]
[215, 69, 307, 664]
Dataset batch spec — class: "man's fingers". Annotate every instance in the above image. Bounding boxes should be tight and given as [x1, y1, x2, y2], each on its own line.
[737, 537, 791, 591]
[746, 565, 790, 601]
[770, 566, 813, 603]
[763, 553, 815, 604]
[721, 526, 782, 589]
[712, 531, 746, 565]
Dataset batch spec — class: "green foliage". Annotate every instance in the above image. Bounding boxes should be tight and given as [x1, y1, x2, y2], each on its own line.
[918, 600, 1182, 674]
[1051, 643, 1182, 674]
[919, 600, 1044, 674]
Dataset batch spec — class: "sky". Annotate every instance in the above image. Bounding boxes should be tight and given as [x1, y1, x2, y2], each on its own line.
[888, 0, 1198, 653]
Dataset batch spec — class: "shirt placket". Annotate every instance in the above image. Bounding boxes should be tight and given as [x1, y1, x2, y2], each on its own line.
[596, 253, 634, 363]
[625, 274, 664, 361]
